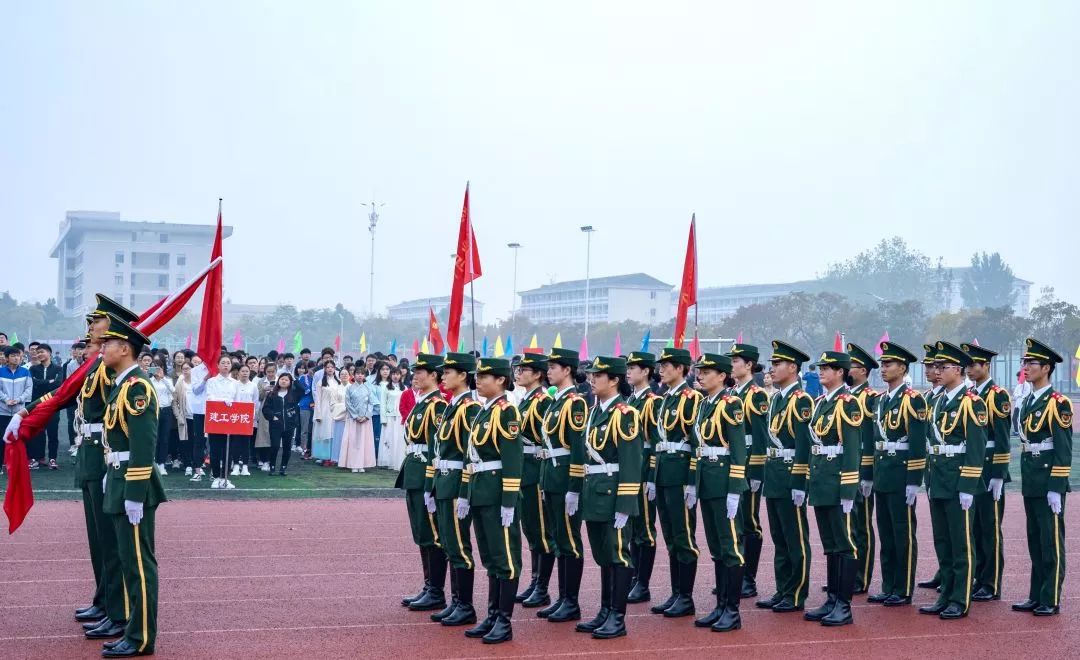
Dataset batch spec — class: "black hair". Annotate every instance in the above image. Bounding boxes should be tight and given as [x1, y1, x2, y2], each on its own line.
[664, 362, 690, 377]
[321, 347, 335, 357]
[0, 332, 6, 340]
[28, 341, 40, 348]
[373, 361, 391, 385]
[37, 343, 53, 354]
[613, 374, 633, 398]
[387, 368, 406, 391]
[283, 352, 295, 360]
[574, 370, 587, 385]
[1047, 362, 1056, 376]
[300, 348, 311, 355]
[182, 349, 196, 359]
[321, 363, 339, 387]
[267, 350, 279, 361]
[276, 372, 294, 390]
[387, 353, 397, 360]
[73, 341, 87, 349]
[3, 346, 18, 358]
[12, 342, 24, 350]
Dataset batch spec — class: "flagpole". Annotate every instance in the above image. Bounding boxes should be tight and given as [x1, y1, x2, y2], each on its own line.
[470, 279, 477, 355]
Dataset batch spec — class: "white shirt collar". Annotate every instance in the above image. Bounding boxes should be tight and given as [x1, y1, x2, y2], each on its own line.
[115, 363, 139, 383]
[554, 385, 575, 400]
[824, 385, 845, 402]
[417, 388, 440, 403]
[598, 395, 618, 412]
[780, 381, 798, 397]
[974, 379, 991, 395]
[484, 393, 507, 410]
[735, 378, 753, 395]
[886, 383, 905, 399]
[633, 386, 651, 399]
[945, 383, 967, 402]
[1029, 384, 1052, 401]
[451, 389, 472, 405]
[667, 380, 687, 396]
[707, 390, 725, 404]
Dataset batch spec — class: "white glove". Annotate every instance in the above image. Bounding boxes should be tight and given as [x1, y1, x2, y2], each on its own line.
[750, 479, 761, 493]
[860, 480, 873, 499]
[456, 497, 470, 519]
[124, 500, 144, 526]
[3, 414, 22, 444]
[959, 492, 973, 511]
[1048, 491, 1062, 515]
[645, 482, 656, 501]
[565, 492, 579, 516]
[726, 493, 740, 519]
[424, 492, 436, 513]
[684, 485, 697, 508]
[614, 512, 629, 529]
[841, 498, 853, 514]
[905, 484, 918, 507]
[792, 489, 806, 507]
[500, 506, 515, 527]
[987, 478, 1003, 501]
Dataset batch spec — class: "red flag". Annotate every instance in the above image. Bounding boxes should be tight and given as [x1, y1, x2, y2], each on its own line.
[428, 307, 445, 354]
[672, 215, 697, 348]
[613, 332, 622, 356]
[579, 335, 589, 360]
[197, 200, 224, 363]
[834, 331, 843, 352]
[446, 183, 482, 351]
[3, 440, 32, 533]
[412, 339, 420, 358]
[736, 332, 743, 344]
[689, 331, 702, 360]
[184, 334, 193, 349]
[333, 335, 341, 353]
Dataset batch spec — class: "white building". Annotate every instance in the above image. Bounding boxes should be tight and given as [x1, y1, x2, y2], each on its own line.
[938, 267, 1032, 317]
[518, 273, 673, 325]
[696, 282, 809, 324]
[388, 295, 484, 327]
[49, 211, 233, 317]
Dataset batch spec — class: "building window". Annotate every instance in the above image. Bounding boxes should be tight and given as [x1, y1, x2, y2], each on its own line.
[157, 274, 168, 288]
[130, 273, 137, 286]
[159, 233, 168, 243]
[650, 291, 657, 300]
[175, 276, 184, 287]
[131, 232, 138, 242]
[115, 251, 124, 265]
[159, 253, 169, 267]
[129, 294, 136, 307]
[650, 309, 656, 318]
[177, 254, 186, 266]
[115, 274, 123, 286]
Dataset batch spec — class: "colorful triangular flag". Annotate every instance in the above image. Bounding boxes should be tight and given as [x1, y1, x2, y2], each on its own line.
[185, 334, 193, 349]
[334, 334, 341, 353]
[276, 338, 285, 353]
[689, 331, 702, 360]
[665, 337, 674, 348]
[579, 335, 589, 360]
[529, 334, 539, 349]
[291, 330, 303, 354]
[640, 329, 651, 352]
[505, 336, 514, 356]
[613, 332, 622, 356]
[875, 330, 890, 355]
[389, 339, 397, 356]
[736, 332, 743, 343]
[1074, 344, 1080, 387]
[481, 336, 489, 357]
[359, 332, 367, 354]
[421, 337, 430, 354]
[833, 331, 843, 352]
[232, 330, 243, 350]
[411, 339, 420, 358]
[494, 336, 505, 358]
[553, 333, 562, 349]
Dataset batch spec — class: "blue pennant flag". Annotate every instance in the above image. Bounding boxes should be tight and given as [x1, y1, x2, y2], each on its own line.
[505, 336, 514, 356]
[640, 329, 651, 352]
[482, 336, 489, 357]
[389, 339, 397, 356]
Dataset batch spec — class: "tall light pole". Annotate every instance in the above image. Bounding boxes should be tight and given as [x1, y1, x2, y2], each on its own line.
[580, 226, 596, 345]
[507, 242, 522, 341]
[362, 201, 385, 318]
[337, 313, 344, 350]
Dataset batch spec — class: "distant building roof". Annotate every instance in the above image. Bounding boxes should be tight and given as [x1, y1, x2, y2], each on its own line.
[520, 273, 671, 295]
[699, 280, 817, 297]
[50, 211, 233, 258]
[939, 266, 1033, 286]
[389, 295, 482, 308]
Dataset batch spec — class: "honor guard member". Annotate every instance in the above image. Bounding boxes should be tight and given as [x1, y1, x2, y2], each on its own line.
[755, 341, 814, 614]
[650, 347, 703, 618]
[690, 353, 748, 633]
[1012, 339, 1071, 617]
[867, 342, 927, 608]
[99, 314, 167, 657]
[511, 353, 555, 608]
[961, 342, 1012, 602]
[728, 343, 769, 598]
[917, 343, 946, 591]
[625, 351, 662, 603]
[536, 348, 589, 623]
[918, 341, 988, 620]
[803, 351, 862, 627]
[576, 356, 642, 639]
[460, 358, 524, 644]
[400, 354, 449, 611]
[846, 343, 881, 595]
[425, 353, 482, 626]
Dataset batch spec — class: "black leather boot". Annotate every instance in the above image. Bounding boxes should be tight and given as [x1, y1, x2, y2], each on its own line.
[523, 553, 554, 607]
[442, 567, 477, 626]
[482, 577, 519, 644]
[517, 551, 539, 602]
[547, 557, 583, 622]
[576, 566, 611, 632]
[410, 547, 448, 611]
[537, 555, 566, 618]
[741, 535, 762, 597]
[821, 555, 855, 626]
[695, 561, 726, 627]
[432, 565, 459, 622]
[628, 545, 655, 603]
[664, 560, 696, 617]
[75, 604, 106, 622]
[403, 546, 432, 606]
[651, 555, 679, 613]
[806, 554, 838, 621]
[713, 564, 743, 632]
[465, 576, 499, 638]
[594, 565, 633, 639]
[84, 618, 125, 639]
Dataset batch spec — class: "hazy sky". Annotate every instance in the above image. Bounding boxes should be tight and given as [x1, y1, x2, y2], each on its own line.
[3, 2, 1078, 321]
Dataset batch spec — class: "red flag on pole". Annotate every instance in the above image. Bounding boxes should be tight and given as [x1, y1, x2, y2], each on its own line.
[3, 441, 31, 533]
[333, 335, 341, 353]
[736, 332, 743, 344]
[613, 331, 622, 356]
[185, 334, 193, 349]
[673, 215, 697, 349]
[834, 331, 843, 352]
[689, 331, 702, 360]
[446, 183, 482, 351]
[428, 307, 445, 355]
[579, 335, 589, 360]
[412, 339, 420, 358]
[197, 200, 224, 363]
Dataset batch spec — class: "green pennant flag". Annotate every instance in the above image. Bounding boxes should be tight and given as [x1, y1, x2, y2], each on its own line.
[458, 337, 464, 352]
[291, 330, 303, 354]
[665, 336, 674, 348]
[10, 332, 18, 345]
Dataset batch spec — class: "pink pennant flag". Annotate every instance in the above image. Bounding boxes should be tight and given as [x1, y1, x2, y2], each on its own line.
[613, 332, 622, 356]
[231, 330, 243, 350]
[276, 338, 286, 353]
[833, 331, 843, 352]
[736, 332, 743, 344]
[875, 330, 890, 355]
[579, 336, 589, 360]
[971, 338, 980, 346]
[184, 334, 192, 349]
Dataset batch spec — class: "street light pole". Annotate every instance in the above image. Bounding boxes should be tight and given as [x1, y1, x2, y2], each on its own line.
[362, 201, 385, 318]
[580, 226, 596, 345]
[507, 242, 521, 341]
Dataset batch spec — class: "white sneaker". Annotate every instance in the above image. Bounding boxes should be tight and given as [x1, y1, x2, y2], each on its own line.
[352, 468, 359, 473]
[210, 478, 222, 489]
[230, 464, 240, 476]
[224, 479, 236, 489]
[172, 459, 182, 469]
[240, 464, 251, 476]
[156, 463, 168, 476]
[189, 471, 202, 482]
[261, 463, 271, 472]
[185, 466, 193, 476]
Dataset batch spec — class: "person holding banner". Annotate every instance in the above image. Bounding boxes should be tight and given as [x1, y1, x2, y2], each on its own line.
[204, 355, 239, 489]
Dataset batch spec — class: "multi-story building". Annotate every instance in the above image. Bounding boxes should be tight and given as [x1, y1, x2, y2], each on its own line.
[49, 211, 233, 317]
[696, 281, 813, 324]
[387, 295, 484, 327]
[937, 266, 1033, 317]
[518, 273, 672, 325]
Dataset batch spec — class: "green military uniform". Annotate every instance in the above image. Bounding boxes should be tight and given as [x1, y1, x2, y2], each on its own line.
[424, 352, 483, 626]
[536, 348, 589, 623]
[728, 343, 769, 599]
[918, 343, 946, 591]
[920, 341, 988, 620]
[576, 356, 642, 639]
[625, 351, 661, 603]
[961, 342, 1013, 601]
[846, 343, 881, 594]
[691, 353, 748, 633]
[803, 351, 862, 627]
[1012, 338, 1071, 616]
[399, 354, 449, 611]
[101, 318, 167, 657]
[513, 353, 555, 607]
[869, 342, 927, 606]
[650, 348, 703, 618]
[755, 341, 813, 613]
[463, 358, 523, 644]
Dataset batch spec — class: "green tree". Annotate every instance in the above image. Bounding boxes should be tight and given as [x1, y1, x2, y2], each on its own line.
[819, 237, 939, 309]
[1028, 288, 1080, 356]
[955, 307, 1031, 351]
[961, 252, 1016, 310]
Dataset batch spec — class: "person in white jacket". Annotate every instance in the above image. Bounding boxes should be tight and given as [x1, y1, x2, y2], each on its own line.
[203, 355, 240, 489]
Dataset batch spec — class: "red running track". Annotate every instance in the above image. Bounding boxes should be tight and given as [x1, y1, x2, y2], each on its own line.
[0, 496, 1075, 659]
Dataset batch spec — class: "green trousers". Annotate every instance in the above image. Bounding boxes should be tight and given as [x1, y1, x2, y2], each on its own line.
[83, 481, 127, 623]
[435, 498, 474, 570]
[740, 488, 762, 541]
[656, 485, 699, 564]
[405, 488, 440, 549]
[519, 483, 555, 555]
[631, 488, 658, 548]
[765, 496, 810, 606]
[874, 490, 917, 597]
[813, 504, 857, 559]
[545, 491, 583, 559]
[1024, 494, 1066, 607]
[586, 519, 634, 568]
[473, 504, 522, 579]
[852, 491, 875, 591]
[701, 498, 745, 567]
[113, 508, 158, 654]
[929, 496, 975, 611]
[973, 490, 1005, 596]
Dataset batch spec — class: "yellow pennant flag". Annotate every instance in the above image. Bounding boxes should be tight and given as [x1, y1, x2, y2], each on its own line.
[494, 335, 505, 358]
[529, 334, 539, 349]
[553, 333, 563, 349]
[1074, 344, 1080, 387]
[421, 337, 430, 354]
[359, 332, 367, 354]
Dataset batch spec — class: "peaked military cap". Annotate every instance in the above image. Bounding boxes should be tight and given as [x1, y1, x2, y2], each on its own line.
[413, 353, 445, 372]
[727, 343, 760, 363]
[517, 352, 549, 371]
[770, 340, 810, 366]
[585, 355, 627, 375]
[442, 352, 477, 373]
[102, 314, 151, 352]
[88, 293, 139, 325]
[547, 347, 580, 369]
[922, 343, 938, 365]
[879, 341, 918, 364]
[934, 341, 972, 367]
[1022, 337, 1063, 364]
[846, 342, 879, 370]
[626, 351, 656, 367]
[814, 350, 851, 369]
[695, 352, 733, 373]
[961, 342, 998, 364]
[657, 347, 692, 366]
[477, 357, 513, 378]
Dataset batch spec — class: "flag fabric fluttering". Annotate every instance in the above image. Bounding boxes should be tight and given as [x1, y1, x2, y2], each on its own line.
[553, 333, 563, 349]
[428, 307, 445, 355]
[291, 330, 303, 354]
[196, 200, 224, 362]
[529, 334, 539, 350]
[672, 214, 698, 348]
[185, 334, 193, 349]
[613, 332, 622, 356]
[446, 183, 482, 351]
[9, 332, 18, 345]
[421, 337, 430, 354]
[579, 335, 589, 360]
[1074, 344, 1080, 388]
[875, 330, 890, 355]
[640, 329, 651, 352]
[3, 439, 31, 533]
[411, 339, 420, 358]
[736, 332, 743, 344]
[458, 338, 465, 352]
[389, 339, 397, 357]
[360, 333, 368, 354]
[834, 331, 843, 352]
[333, 335, 341, 354]
[276, 338, 285, 353]
[232, 330, 243, 350]
[689, 331, 702, 360]
[494, 336, 505, 358]
[665, 337, 674, 348]
[481, 336, 489, 357]
[505, 336, 514, 356]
